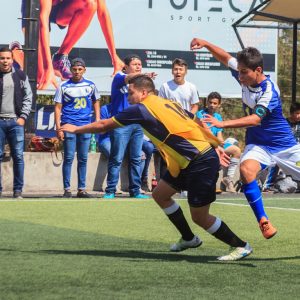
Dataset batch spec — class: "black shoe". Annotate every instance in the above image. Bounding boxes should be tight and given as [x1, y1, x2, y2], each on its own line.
[77, 190, 93, 198]
[0, 191, 2, 198]
[63, 190, 72, 198]
[13, 191, 23, 199]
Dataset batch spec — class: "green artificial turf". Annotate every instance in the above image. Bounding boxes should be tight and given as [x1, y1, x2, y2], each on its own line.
[0, 197, 299, 300]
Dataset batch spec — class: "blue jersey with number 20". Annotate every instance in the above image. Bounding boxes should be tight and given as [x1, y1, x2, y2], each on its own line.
[54, 78, 99, 126]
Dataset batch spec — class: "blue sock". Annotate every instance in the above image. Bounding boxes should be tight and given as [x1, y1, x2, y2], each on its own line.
[243, 180, 268, 222]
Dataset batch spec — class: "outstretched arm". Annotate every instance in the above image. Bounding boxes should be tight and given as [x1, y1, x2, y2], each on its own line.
[61, 118, 119, 134]
[203, 114, 261, 129]
[190, 38, 233, 67]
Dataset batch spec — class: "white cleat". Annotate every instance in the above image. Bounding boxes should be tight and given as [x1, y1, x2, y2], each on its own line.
[217, 242, 253, 261]
[170, 235, 202, 252]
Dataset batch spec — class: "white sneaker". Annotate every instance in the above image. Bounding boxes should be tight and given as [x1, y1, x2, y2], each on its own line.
[222, 177, 236, 193]
[170, 235, 202, 252]
[217, 242, 252, 261]
[180, 191, 188, 197]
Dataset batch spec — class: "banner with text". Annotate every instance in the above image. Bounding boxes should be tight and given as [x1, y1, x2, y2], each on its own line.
[2, 0, 277, 97]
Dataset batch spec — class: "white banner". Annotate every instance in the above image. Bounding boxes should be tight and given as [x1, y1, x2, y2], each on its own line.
[2, 0, 277, 97]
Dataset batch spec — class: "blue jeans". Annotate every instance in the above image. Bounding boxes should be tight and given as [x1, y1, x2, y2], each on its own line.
[106, 124, 143, 196]
[63, 132, 91, 190]
[98, 138, 111, 159]
[0, 119, 24, 192]
[141, 140, 155, 181]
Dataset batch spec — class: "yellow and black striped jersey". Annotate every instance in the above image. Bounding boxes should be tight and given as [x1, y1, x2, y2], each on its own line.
[112, 95, 220, 177]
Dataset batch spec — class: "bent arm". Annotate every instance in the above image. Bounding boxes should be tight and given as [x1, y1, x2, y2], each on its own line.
[190, 38, 232, 67]
[190, 104, 198, 114]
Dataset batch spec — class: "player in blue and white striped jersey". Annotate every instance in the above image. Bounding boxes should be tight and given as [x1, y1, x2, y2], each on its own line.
[54, 58, 100, 198]
[190, 38, 300, 240]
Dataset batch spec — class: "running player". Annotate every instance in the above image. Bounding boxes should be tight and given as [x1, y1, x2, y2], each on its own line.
[190, 38, 300, 239]
[61, 75, 253, 261]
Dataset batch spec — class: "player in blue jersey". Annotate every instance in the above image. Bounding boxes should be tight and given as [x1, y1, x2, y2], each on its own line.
[190, 38, 300, 239]
[104, 54, 156, 199]
[54, 58, 100, 198]
[97, 103, 112, 158]
[61, 75, 253, 261]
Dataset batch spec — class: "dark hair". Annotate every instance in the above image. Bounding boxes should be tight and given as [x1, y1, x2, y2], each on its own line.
[128, 75, 155, 93]
[237, 47, 263, 71]
[172, 58, 188, 69]
[71, 57, 86, 67]
[207, 91, 222, 104]
[290, 102, 300, 114]
[0, 47, 12, 53]
[123, 54, 141, 66]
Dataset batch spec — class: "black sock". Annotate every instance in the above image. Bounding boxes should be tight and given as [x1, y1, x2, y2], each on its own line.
[212, 221, 246, 248]
[167, 207, 195, 241]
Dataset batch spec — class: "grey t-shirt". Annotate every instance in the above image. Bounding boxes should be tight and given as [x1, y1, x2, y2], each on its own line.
[0, 72, 17, 118]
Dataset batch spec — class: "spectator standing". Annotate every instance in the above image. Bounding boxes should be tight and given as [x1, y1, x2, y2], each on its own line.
[104, 54, 156, 199]
[141, 136, 155, 192]
[159, 58, 199, 114]
[54, 57, 100, 198]
[287, 102, 300, 143]
[197, 92, 241, 193]
[0, 47, 32, 199]
[97, 103, 112, 158]
[159, 58, 200, 194]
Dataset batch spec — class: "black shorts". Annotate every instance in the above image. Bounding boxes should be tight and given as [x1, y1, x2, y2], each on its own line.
[162, 148, 220, 207]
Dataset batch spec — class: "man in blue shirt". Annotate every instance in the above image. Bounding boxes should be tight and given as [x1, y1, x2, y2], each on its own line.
[190, 38, 300, 240]
[97, 103, 112, 158]
[104, 54, 156, 199]
[54, 58, 100, 198]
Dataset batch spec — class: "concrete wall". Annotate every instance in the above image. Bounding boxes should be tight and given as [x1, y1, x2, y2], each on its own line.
[2, 152, 239, 194]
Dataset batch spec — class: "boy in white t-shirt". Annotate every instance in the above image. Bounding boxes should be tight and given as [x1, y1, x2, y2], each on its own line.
[159, 58, 199, 114]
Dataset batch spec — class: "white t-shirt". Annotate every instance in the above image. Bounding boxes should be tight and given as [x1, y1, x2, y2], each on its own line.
[158, 80, 199, 111]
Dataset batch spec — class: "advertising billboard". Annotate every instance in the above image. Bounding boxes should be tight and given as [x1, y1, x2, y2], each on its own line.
[1, 0, 277, 97]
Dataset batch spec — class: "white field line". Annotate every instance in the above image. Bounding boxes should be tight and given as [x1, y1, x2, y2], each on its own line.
[214, 201, 300, 212]
[0, 198, 299, 211]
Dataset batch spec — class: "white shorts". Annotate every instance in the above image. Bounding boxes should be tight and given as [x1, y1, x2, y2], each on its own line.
[241, 144, 300, 180]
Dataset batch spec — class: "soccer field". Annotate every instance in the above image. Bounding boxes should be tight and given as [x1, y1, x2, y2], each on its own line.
[0, 195, 299, 300]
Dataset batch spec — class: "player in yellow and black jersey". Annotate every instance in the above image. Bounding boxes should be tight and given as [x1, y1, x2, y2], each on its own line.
[61, 75, 252, 261]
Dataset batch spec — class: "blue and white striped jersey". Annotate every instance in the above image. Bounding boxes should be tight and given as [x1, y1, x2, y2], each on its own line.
[54, 78, 100, 126]
[228, 58, 296, 153]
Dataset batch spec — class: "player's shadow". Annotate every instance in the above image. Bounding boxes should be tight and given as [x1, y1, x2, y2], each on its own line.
[1, 248, 300, 267]
[35, 248, 294, 267]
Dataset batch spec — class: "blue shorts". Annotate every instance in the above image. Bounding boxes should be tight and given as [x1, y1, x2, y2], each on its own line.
[162, 148, 220, 207]
[223, 137, 238, 150]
